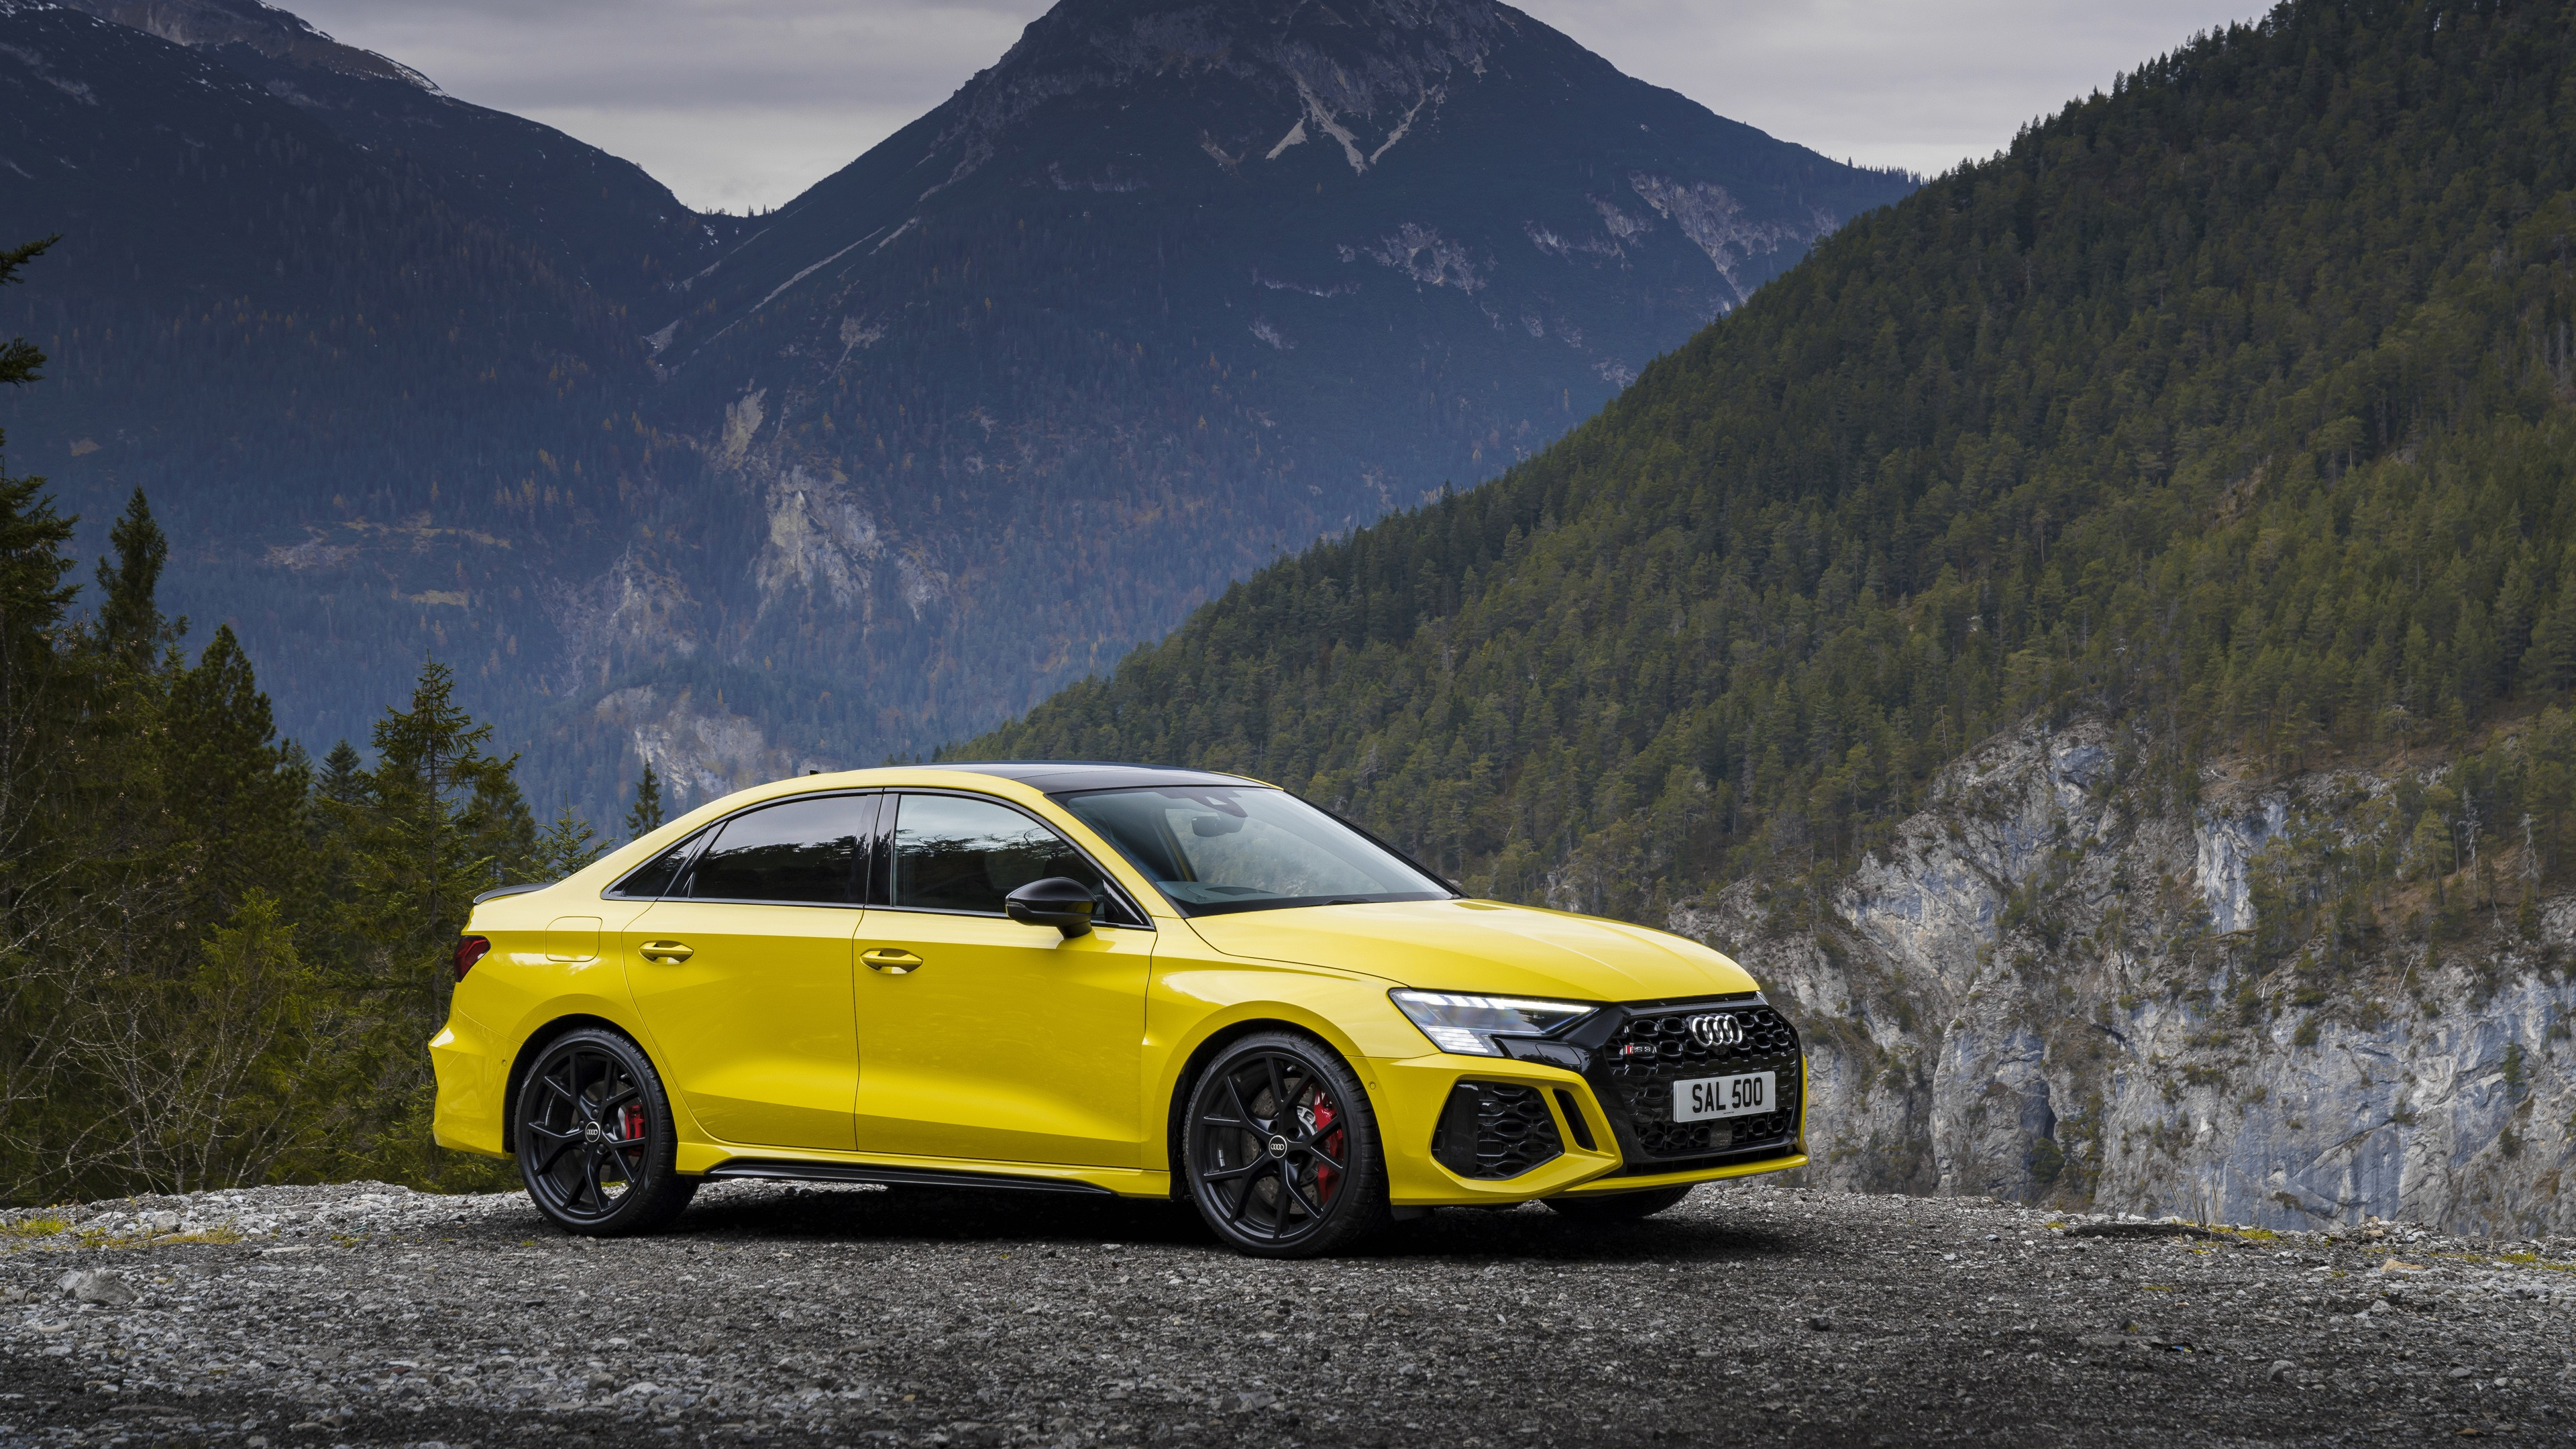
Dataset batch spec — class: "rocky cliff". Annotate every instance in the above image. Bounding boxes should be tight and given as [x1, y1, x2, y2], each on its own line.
[1677, 717, 2575, 1236]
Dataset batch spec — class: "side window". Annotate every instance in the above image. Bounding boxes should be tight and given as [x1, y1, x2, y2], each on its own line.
[685, 794, 875, 906]
[604, 829, 707, 900]
[890, 794, 1130, 922]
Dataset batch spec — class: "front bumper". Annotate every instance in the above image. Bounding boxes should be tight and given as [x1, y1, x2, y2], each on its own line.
[1373, 996, 1807, 1204]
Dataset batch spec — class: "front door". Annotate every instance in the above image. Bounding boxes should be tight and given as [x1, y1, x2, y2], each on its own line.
[622, 792, 875, 1151]
[853, 792, 1153, 1167]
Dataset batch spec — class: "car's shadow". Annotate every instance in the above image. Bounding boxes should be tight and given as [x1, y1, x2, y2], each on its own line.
[649, 1180, 1804, 1265]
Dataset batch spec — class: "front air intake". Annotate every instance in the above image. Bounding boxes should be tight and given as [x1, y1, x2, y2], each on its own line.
[1430, 1081, 1564, 1179]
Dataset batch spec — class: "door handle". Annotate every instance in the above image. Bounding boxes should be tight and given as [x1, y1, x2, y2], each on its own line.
[637, 940, 694, 965]
[861, 947, 924, 975]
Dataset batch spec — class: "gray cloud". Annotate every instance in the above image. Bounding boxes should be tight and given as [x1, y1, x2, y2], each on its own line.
[283, 0, 2271, 211]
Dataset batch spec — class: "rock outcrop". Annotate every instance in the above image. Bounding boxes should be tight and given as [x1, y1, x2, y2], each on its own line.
[1678, 718, 2575, 1236]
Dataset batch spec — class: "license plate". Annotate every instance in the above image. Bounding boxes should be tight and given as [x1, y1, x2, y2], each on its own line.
[1674, 1071, 1776, 1122]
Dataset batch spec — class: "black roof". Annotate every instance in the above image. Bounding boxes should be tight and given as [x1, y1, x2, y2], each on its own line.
[920, 761, 1262, 794]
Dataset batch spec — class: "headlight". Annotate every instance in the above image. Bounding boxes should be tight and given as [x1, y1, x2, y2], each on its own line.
[1390, 989, 1598, 1056]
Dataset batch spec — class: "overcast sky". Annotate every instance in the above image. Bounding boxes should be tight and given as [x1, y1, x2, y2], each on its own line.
[284, 0, 2274, 214]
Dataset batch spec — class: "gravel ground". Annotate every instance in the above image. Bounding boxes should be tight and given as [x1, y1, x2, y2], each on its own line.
[2, 1180, 2571, 1448]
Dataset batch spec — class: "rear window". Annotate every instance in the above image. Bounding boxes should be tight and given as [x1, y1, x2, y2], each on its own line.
[686, 794, 873, 905]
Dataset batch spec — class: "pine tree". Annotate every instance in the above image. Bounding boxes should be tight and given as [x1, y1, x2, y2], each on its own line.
[317, 740, 367, 805]
[0, 237, 49, 392]
[325, 660, 533, 1187]
[533, 801, 603, 880]
[2528, 580, 2576, 698]
[93, 488, 170, 666]
[163, 623, 311, 918]
[625, 761, 665, 840]
[356, 660, 528, 942]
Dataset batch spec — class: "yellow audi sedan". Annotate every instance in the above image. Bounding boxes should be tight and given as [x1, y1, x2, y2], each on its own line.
[433, 763, 1807, 1256]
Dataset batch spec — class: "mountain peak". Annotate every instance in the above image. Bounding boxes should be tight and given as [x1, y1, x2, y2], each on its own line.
[51, 0, 434, 88]
[961, 0, 1527, 180]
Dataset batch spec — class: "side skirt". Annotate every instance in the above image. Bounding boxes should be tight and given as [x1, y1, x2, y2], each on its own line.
[703, 1160, 1118, 1196]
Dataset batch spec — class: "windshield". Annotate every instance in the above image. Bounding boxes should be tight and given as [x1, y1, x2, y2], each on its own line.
[1057, 786, 1451, 915]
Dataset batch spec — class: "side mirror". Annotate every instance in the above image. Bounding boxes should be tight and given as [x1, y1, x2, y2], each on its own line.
[1004, 877, 1097, 937]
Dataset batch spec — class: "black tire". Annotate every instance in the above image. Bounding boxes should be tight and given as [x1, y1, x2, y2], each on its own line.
[1181, 1031, 1390, 1258]
[515, 1027, 696, 1236]
[1544, 1184, 1695, 1222]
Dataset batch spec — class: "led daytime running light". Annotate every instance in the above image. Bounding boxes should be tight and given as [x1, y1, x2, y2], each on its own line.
[1390, 989, 1597, 1057]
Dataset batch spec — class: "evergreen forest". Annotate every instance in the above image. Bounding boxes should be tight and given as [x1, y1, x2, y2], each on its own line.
[963, 0, 2576, 931]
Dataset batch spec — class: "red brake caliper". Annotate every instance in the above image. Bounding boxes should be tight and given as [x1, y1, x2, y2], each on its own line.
[1310, 1094, 1341, 1203]
[616, 1104, 644, 1146]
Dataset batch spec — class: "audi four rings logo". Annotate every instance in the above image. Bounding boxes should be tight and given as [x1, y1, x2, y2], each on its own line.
[1687, 1013, 1745, 1048]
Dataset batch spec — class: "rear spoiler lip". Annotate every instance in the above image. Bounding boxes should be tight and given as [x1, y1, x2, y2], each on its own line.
[470, 882, 549, 906]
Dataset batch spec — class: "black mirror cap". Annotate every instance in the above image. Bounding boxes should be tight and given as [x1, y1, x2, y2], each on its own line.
[1004, 876, 1097, 937]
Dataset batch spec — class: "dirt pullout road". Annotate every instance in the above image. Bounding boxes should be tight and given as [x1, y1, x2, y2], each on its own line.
[2, 1180, 2570, 1447]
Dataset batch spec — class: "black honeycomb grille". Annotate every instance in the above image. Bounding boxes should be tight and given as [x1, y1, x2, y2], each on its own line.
[1430, 1081, 1564, 1179]
[1594, 1004, 1802, 1162]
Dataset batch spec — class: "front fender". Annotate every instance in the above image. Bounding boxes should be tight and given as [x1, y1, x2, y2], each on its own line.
[1141, 959, 1421, 1174]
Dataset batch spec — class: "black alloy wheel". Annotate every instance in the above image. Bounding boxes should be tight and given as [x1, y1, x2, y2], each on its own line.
[1543, 1183, 1695, 1222]
[516, 1027, 696, 1235]
[1184, 1032, 1389, 1258]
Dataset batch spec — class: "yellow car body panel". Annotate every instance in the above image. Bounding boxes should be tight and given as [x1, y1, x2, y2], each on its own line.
[1183, 898, 1762, 1003]
[432, 765, 1807, 1208]
[850, 909, 1155, 1166]
[621, 900, 862, 1150]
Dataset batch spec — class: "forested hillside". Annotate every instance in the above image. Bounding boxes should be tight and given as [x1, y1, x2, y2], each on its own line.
[966, 0, 2576, 923]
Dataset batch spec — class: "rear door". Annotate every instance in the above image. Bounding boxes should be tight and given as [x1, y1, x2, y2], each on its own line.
[852, 791, 1154, 1167]
[621, 792, 876, 1151]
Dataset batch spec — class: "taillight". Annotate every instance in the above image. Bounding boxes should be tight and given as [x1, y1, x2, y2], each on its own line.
[452, 935, 491, 982]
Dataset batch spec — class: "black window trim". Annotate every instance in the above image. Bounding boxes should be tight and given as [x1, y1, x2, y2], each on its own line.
[600, 822, 714, 901]
[1048, 783, 1463, 918]
[877, 787, 1155, 931]
[600, 790, 881, 908]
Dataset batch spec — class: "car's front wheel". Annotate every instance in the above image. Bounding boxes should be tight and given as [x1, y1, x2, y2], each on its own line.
[1183, 1032, 1389, 1258]
[1543, 1183, 1695, 1222]
[515, 1027, 696, 1236]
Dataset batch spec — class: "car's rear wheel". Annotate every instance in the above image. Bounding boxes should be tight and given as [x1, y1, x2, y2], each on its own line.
[516, 1028, 696, 1236]
[1544, 1184, 1695, 1222]
[1183, 1032, 1389, 1258]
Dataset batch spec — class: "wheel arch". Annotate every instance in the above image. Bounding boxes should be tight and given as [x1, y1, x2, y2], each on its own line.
[1158, 1013, 1376, 1197]
[499, 1014, 645, 1153]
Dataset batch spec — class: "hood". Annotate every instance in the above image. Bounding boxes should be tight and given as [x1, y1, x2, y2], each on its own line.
[1183, 898, 1758, 1003]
